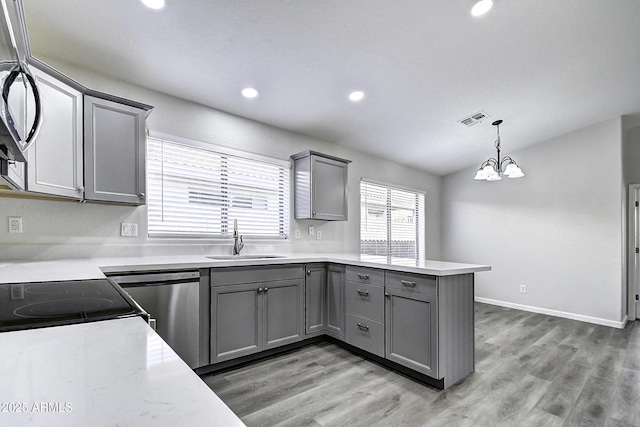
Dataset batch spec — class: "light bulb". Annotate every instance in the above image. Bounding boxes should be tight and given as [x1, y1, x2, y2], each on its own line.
[471, 0, 493, 17]
[141, 0, 165, 10]
[242, 87, 259, 99]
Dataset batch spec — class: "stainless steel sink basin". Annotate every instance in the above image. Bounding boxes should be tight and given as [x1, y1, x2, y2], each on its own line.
[206, 254, 287, 260]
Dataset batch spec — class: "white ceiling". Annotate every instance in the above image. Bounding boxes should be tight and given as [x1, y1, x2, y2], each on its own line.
[22, 0, 640, 176]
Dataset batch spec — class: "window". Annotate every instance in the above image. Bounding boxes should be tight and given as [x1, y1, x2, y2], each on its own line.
[147, 136, 289, 238]
[360, 179, 425, 260]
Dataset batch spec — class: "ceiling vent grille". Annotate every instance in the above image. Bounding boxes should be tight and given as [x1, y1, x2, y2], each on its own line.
[458, 110, 490, 127]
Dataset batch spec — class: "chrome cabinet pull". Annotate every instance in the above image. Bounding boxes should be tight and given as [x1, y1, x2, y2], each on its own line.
[264, 287, 269, 292]
[401, 280, 416, 287]
[307, 270, 311, 275]
[357, 323, 369, 331]
[357, 274, 369, 280]
[257, 287, 263, 293]
[139, 192, 145, 198]
[356, 289, 369, 297]
[385, 292, 390, 297]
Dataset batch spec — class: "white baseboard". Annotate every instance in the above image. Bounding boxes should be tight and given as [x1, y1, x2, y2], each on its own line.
[475, 297, 627, 329]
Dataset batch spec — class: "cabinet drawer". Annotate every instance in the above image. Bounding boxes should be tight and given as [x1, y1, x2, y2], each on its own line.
[345, 266, 385, 286]
[386, 271, 436, 296]
[345, 313, 384, 357]
[346, 313, 384, 357]
[345, 281, 384, 322]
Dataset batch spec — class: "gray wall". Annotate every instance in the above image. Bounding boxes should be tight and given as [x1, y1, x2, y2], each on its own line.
[0, 58, 442, 260]
[442, 118, 625, 326]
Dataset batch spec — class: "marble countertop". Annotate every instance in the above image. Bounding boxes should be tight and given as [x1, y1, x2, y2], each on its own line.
[0, 317, 245, 427]
[0, 253, 490, 284]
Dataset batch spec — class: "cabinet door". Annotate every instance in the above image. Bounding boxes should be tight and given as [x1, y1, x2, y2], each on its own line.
[326, 264, 345, 339]
[305, 264, 326, 335]
[210, 283, 262, 363]
[264, 278, 304, 349]
[84, 95, 146, 204]
[311, 155, 348, 220]
[26, 68, 83, 199]
[385, 288, 438, 378]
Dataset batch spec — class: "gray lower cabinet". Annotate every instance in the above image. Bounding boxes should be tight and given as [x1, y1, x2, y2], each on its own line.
[345, 267, 385, 357]
[304, 263, 345, 339]
[83, 95, 148, 204]
[325, 264, 345, 338]
[210, 282, 262, 362]
[210, 266, 305, 364]
[385, 287, 438, 377]
[305, 264, 326, 336]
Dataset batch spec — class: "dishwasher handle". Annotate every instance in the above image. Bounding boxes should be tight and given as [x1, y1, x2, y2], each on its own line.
[109, 271, 200, 287]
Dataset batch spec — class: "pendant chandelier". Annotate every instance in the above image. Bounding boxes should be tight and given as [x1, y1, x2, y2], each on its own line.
[474, 120, 524, 181]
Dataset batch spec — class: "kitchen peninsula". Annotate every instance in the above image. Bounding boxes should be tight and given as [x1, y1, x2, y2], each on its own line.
[0, 254, 489, 426]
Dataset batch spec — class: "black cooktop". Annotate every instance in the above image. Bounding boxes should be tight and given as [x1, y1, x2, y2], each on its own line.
[0, 278, 146, 332]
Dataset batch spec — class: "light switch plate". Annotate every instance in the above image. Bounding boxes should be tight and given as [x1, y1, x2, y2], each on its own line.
[121, 222, 138, 237]
[316, 230, 322, 240]
[294, 229, 301, 239]
[308, 225, 315, 236]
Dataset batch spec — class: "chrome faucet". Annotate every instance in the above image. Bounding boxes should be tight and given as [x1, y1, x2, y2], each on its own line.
[232, 219, 244, 255]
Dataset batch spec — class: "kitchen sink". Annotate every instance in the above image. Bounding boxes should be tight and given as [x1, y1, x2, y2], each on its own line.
[206, 254, 287, 260]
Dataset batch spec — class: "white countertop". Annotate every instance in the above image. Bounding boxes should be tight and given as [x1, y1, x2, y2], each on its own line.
[0, 253, 489, 426]
[0, 253, 490, 284]
[0, 317, 245, 427]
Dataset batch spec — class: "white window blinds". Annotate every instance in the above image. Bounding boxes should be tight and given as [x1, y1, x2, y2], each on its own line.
[147, 137, 289, 238]
[360, 179, 425, 260]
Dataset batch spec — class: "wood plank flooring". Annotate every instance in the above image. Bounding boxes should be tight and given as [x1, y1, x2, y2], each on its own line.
[201, 303, 640, 426]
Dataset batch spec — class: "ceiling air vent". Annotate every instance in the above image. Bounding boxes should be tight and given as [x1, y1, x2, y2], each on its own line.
[458, 110, 490, 127]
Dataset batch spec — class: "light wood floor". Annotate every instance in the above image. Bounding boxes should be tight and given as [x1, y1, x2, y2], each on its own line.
[201, 303, 640, 426]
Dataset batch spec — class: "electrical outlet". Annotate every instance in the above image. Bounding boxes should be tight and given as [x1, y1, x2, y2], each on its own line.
[519, 284, 527, 294]
[120, 222, 138, 237]
[308, 225, 315, 237]
[316, 230, 322, 240]
[295, 229, 301, 239]
[8, 217, 22, 234]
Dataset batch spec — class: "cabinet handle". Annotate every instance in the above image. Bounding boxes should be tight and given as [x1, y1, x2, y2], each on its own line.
[357, 274, 369, 280]
[356, 289, 369, 297]
[257, 287, 263, 293]
[357, 323, 369, 331]
[307, 270, 311, 275]
[264, 287, 269, 292]
[77, 186, 84, 192]
[401, 280, 416, 287]
[139, 192, 145, 198]
[385, 292, 390, 297]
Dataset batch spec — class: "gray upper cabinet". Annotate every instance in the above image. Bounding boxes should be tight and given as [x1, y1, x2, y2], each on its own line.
[291, 151, 351, 221]
[83, 95, 147, 204]
[26, 67, 83, 199]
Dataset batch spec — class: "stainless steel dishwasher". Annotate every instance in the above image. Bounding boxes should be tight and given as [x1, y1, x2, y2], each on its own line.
[109, 270, 201, 369]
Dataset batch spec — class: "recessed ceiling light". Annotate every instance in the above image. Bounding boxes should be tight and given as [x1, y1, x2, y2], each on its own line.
[471, 0, 493, 17]
[141, 0, 165, 9]
[349, 91, 365, 102]
[241, 87, 259, 99]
